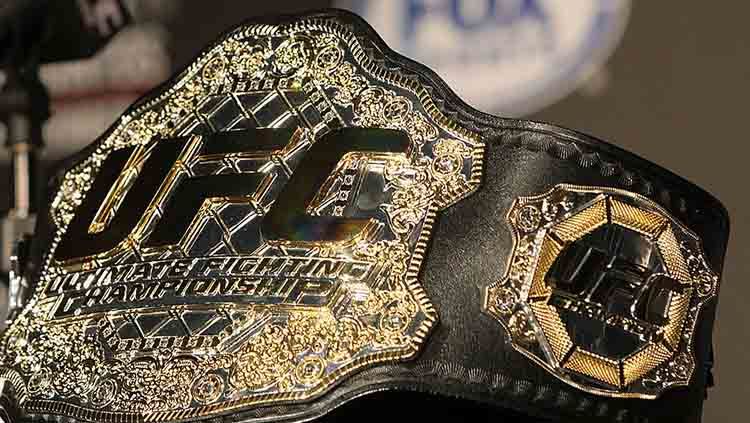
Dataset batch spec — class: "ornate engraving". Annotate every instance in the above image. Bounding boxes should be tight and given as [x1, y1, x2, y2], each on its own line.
[0, 16, 483, 423]
[484, 184, 719, 399]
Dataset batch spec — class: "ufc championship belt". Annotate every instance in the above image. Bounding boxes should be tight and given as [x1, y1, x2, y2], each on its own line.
[0, 10, 729, 423]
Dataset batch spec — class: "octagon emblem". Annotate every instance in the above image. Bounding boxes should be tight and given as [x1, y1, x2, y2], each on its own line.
[485, 184, 719, 398]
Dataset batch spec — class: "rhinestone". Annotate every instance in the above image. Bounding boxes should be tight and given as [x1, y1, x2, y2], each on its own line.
[295, 356, 326, 385]
[493, 288, 517, 315]
[380, 310, 408, 333]
[202, 56, 227, 81]
[90, 378, 118, 408]
[315, 45, 343, 71]
[434, 154, 461, 175]
[191, 373, 224, 404]
[508, 309, 535, 344]
[516, 205, 541, 232]
[382, 97, 411, 122]
[27, 371, 51, 395]
[385, 315, 402, 328]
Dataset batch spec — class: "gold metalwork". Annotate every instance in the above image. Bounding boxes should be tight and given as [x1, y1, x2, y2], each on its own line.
[663, 288, 692, 349]
[0, 15, 484, 423]
[550, 196, 607, 242]
[622, 343, 673, 386]
[484, 184, 720, 399]
[529, 235, 563, 298]
[565, 348, 622, 388]
[657, 227, 692, 282]
[528, 302, 572, 363]
[609, 198, 666, 236]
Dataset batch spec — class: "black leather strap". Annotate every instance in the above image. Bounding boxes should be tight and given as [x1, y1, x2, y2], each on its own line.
[6, 9, 729, 423]
[219, 124, 726, 423]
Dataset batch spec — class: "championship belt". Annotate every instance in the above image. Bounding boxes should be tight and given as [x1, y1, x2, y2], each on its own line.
[0, 10, 729, 423]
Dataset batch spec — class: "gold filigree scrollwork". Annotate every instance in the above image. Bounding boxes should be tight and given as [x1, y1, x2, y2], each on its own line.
[0, 15, 484, 423]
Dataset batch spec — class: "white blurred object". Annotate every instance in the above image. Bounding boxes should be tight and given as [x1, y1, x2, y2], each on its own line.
[339, 0, 630, 116]
[0, 0, 178, 160]
[40, 24, 171, 157]
[40, 24, 169, 99]
[44, 97, 139, 156]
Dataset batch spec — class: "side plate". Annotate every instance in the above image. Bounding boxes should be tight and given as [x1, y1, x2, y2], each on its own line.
[485, 184, 719, 398]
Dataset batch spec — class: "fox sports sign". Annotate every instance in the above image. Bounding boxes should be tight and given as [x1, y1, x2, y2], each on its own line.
[340, 0, 630, 115]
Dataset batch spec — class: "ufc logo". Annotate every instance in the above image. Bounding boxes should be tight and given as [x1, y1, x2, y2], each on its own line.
[547, 224, 680, 328]
[55, 128, 410, 262]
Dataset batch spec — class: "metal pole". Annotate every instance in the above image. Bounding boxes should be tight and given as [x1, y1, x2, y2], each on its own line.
[0, 66, 46, 325]
[7, 113, 37, 217]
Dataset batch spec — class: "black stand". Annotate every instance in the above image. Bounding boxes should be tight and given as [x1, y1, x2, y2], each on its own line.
[0, 2, 129, 418]
[0, 0, 51, 322]
[0, 0, 130, 324]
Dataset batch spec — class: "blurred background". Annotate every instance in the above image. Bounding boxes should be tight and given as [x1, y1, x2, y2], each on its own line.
[0, 1, 746, 421]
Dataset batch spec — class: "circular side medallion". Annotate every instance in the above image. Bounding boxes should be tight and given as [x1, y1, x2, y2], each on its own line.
[485, 184, 719, 398]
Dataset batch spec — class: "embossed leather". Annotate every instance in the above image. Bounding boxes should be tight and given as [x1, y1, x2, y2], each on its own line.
[0, 9, 728, 423]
